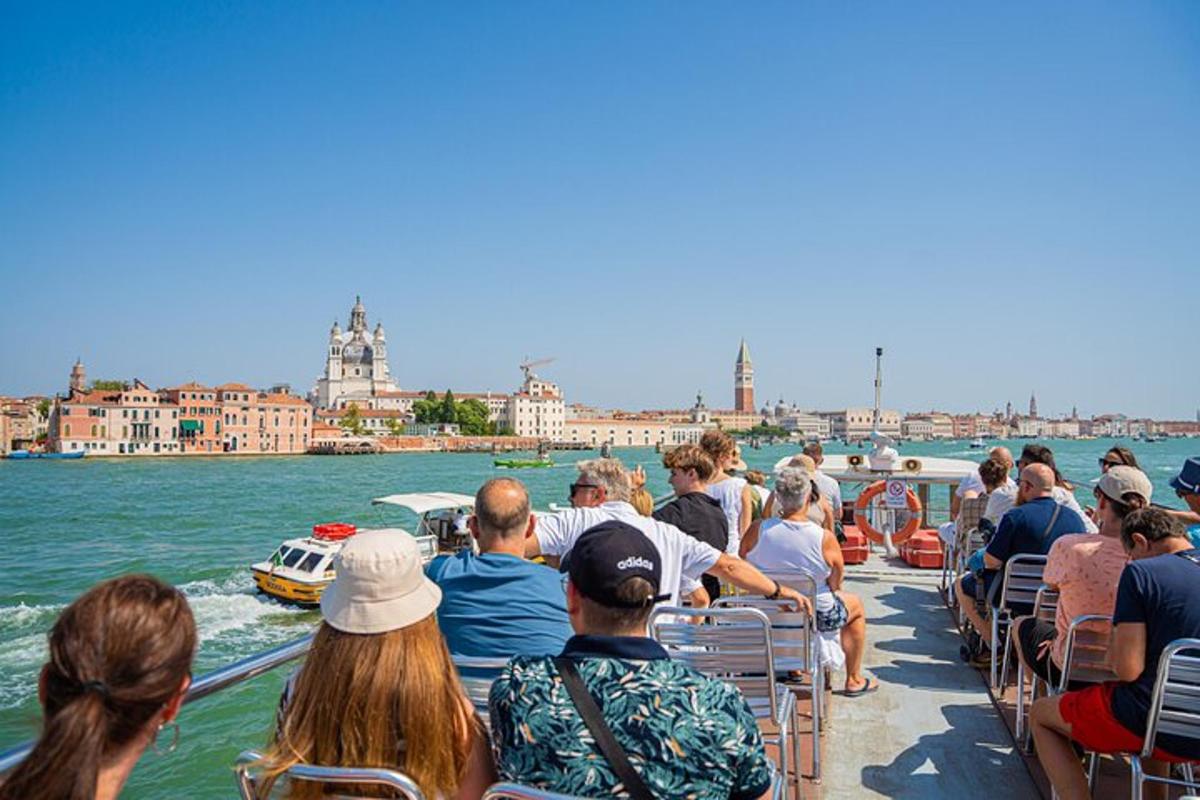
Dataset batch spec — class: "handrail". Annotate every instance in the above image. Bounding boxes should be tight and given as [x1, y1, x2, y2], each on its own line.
[0, 631, 315, 775]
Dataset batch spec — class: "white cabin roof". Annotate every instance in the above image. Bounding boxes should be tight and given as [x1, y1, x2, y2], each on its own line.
[370, 492, 476, 514]
[772, 453, 979, 484]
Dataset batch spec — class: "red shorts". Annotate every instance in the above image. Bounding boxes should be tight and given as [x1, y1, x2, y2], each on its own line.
[1059, 683, 1193, 763]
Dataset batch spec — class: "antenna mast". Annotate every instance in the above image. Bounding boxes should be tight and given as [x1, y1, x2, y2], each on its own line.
[872, 347, 883, 431]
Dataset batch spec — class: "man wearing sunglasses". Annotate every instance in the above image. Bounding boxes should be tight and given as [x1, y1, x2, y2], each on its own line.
[527, 458, 812, 615]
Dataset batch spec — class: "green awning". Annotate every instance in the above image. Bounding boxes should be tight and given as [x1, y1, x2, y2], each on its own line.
[180, 420, 200, 432]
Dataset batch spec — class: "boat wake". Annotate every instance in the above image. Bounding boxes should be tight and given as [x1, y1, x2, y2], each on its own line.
[0, 571, 314, 711]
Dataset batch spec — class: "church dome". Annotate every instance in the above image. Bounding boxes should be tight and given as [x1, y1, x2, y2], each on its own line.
[341, 341, 374, 365]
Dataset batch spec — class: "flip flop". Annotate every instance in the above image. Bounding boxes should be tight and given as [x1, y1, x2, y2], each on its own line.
[842, 677, 877, 697]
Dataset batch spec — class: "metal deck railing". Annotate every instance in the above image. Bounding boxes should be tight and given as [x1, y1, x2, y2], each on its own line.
[0, 631, 316, 775]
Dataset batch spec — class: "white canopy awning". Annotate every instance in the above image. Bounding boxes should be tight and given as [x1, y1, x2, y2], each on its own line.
[370, 492, 476, 514]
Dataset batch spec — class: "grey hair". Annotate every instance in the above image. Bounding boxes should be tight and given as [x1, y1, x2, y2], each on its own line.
[774, 467, 812, 513]
[577, 458, 632, 503]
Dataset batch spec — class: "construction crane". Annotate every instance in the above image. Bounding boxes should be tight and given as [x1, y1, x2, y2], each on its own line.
[520, 357, 555, 382]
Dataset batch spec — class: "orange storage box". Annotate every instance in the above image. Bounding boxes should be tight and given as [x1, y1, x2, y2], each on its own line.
[901, 529, 944, 569]
[841, 525, 870, 565]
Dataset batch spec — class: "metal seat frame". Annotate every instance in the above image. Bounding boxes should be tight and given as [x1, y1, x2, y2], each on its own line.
[1130, 638, 1200, 800]
[1014, 585, 1058, 745]
[452, 654, 510, 728]
[649, 605, 801, 795]
[234, 749, 426, 800]
[994, 554, 1048, 690]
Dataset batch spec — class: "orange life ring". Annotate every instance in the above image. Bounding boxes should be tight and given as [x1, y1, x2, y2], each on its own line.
[853, 480, 923, 546]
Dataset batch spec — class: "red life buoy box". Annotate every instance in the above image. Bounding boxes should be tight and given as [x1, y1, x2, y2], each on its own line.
[312, 522, 357, 541]
[841, 525, 870, 565]
[901, 529, 944, 569]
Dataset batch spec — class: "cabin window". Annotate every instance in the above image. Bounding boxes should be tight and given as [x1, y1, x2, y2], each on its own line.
[273, 546, 291, 563]
[298, 552, 325, 573]
[282, 549, 306, 568]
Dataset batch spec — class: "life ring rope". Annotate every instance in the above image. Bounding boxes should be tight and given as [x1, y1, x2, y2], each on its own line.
[852, 480, 923, 545]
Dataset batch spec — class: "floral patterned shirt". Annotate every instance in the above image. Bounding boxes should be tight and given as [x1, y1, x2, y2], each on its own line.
[489, 635, 774, 800]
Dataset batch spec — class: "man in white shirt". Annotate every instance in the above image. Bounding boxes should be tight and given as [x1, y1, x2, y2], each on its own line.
[526, 458, 811, 613]
[804, 442, 843, 518]
[1007, 445, 1099, 534]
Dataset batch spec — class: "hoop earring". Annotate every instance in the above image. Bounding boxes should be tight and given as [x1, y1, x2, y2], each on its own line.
[153, 721, 180, 755]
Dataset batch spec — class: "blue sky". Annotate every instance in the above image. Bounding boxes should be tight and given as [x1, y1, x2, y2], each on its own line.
[2, 2, 1198, 418]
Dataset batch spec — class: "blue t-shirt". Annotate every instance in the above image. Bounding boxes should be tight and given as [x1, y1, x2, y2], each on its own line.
[426, 550, 572, 659]
[981, 496, 1084, 606]
[1110, 548, 1200, 759]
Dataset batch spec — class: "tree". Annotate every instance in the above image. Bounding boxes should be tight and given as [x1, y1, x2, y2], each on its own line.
[90, 379, 126, 391]
[385, 418, 404, 437]
[440, 390, 457, 425]
[339, 403, 367, 436]
[412, 390, 440, 423]
[455, 399, 494, 436]
[36, 399, 51, 419]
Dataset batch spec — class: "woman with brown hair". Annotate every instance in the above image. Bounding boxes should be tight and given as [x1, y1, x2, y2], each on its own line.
[699, 430, 753, 557]
[0, 575, 196, 800]
[256, 530, 495, 800]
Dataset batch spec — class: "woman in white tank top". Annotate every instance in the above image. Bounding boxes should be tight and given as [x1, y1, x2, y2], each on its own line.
[740, 467, 876, 696]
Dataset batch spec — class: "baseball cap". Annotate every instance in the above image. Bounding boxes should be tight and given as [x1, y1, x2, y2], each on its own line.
[566, 521, 670, 609]
[1096, 466, 1154, 506]
[320, 531, 442, 634]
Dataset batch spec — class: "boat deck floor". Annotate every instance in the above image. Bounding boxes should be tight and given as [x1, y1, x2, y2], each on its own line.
[815, 554, 1040, 799]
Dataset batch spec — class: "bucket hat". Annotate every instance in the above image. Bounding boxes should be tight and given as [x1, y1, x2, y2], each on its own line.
[320, 531, 442, 634]
[1170, 457, 1200, 495]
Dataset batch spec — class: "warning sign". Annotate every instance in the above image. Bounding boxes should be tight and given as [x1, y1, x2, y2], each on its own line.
[885, 479, 908, 509]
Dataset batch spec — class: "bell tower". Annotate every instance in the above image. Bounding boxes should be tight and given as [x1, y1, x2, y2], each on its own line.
[734, 339, 754, 413]
[69, 358, 87, 394]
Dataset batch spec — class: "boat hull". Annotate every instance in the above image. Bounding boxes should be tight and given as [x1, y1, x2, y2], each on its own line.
[251, 568, 329, 606]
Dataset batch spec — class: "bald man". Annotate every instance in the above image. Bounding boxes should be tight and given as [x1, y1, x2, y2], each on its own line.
[955, 463, 1087, 650]
[426, 477, 572, 658]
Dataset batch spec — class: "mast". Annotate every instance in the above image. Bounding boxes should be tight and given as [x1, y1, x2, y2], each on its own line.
[872, 346, 883, 431]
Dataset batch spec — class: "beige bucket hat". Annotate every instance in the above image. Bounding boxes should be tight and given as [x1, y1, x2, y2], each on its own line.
[320, 531, 442, 634]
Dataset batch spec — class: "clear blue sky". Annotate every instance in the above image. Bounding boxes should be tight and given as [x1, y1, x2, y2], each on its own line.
[2, 2, 1198, 418]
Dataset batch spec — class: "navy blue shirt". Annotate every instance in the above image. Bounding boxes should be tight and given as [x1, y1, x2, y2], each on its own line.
[981, 496, 1085, 606]
[1111, 549, 1200, 759]
[426, 550, 572, 658]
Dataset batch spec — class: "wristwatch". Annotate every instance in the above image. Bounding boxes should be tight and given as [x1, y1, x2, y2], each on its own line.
[765, 579, 782, 600]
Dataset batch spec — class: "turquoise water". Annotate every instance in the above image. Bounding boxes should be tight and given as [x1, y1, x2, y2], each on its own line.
[1, 438, 1196, 797]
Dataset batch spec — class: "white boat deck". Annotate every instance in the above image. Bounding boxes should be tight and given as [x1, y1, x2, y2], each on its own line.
[821, 556, 1039, 798]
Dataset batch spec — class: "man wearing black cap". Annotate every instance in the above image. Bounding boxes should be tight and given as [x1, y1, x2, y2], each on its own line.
[491, 521, 775, 800]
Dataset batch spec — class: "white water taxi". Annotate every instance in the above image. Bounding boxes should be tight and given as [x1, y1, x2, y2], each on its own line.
[250, 491, 473, 606]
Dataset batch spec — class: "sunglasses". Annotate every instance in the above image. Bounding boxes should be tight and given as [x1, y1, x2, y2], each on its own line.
[569, 482, 600, 496]
[1099, 458, 1121, 469]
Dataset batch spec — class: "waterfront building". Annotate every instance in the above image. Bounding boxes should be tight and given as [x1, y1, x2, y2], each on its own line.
[902, 417, 934, 440]
[903, 412, 954, 439]
[820, 407, 901, 441]
[217, 384, 312, 454]
[506, 370, 565, 439]
[564, 417, 670, 448]
[314, 296, 400, 410]
[0, 397, 45, 451]
[0, 410, 10, 455]
[734, 339, 754, 412]
[52, 380, 182, 455]
[160, 383, 221, 453]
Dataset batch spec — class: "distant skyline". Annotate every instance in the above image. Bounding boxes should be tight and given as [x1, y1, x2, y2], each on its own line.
[2, 3, 1198, 418]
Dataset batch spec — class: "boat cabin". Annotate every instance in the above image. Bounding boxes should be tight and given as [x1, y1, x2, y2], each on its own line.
[371, 491, 476, 555]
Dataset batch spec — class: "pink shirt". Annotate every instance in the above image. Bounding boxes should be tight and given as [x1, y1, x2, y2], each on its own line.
[1043, 533, 1128, 667]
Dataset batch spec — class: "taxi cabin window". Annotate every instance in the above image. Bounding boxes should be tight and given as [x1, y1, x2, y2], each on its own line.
[299, 551, 324, 573]
[282, 548, 305, 568]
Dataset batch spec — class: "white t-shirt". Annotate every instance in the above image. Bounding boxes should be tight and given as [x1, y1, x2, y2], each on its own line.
[746, 518, 835, 612]
[812, 470, 843, 517]
[535, 501, 722, 606]
[984, 484, 1099, 534]
[705, 477, 748, 556]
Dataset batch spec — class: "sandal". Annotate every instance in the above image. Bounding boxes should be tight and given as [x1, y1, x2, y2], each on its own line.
[843, 677, 878, 697]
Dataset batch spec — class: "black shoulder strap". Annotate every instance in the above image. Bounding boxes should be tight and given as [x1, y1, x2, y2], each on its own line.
[553, 657, 656, 800]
